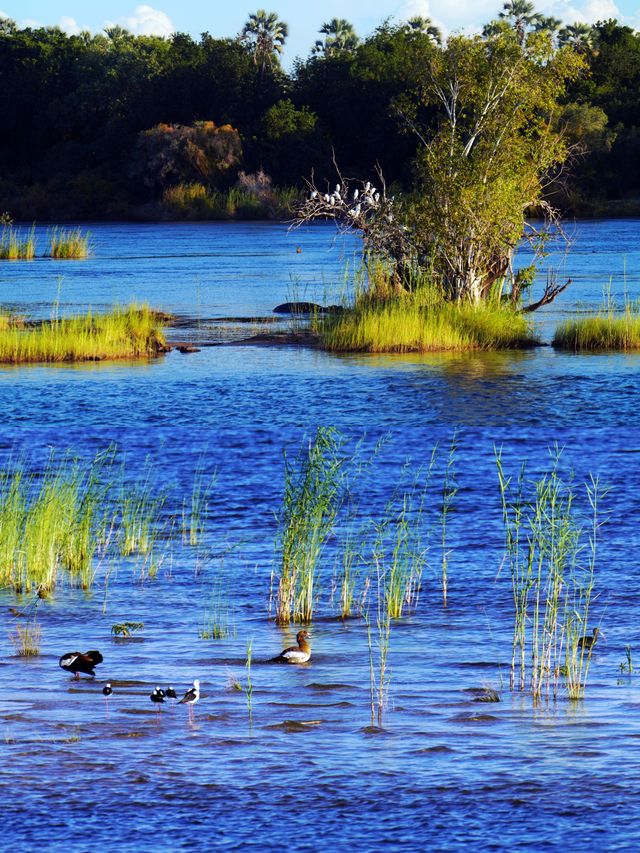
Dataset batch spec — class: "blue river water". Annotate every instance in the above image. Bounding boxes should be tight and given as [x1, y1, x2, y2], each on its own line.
[1, 221, 640, 851]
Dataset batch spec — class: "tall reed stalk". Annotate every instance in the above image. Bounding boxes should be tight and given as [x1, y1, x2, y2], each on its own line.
[366, 555, 392, 727]
[440, 432, 458, 607]
[496, 447, 604, 702]
[275, 426, 345, 624]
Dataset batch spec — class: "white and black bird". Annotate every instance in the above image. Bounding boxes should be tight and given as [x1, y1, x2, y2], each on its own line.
[165, 686, 177, 700]
[102, 683, 113, 697]
[150, 687, 165, 709]
[271, 630, 312, 664]
[59, 650, 103, 680]
[178, 680, 200, 707]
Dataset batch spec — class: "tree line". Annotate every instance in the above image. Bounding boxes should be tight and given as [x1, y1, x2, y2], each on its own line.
[0, 4, 639, 219]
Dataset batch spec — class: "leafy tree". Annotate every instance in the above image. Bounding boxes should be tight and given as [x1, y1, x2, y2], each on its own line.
[498, 0, 543, 45]
[558, 22, 597, 54]
[402, 30, 584, 302]
[313, 18, 359, 56]
[260, 99, 328, 184]
[134, 121, 242, 191]
[240, 9, 288, 77]
[405, 16, 442, 46]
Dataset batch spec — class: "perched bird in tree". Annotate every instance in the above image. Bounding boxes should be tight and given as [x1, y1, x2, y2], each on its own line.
[59, 650, 103, 680]
[271, 630, 312, 664]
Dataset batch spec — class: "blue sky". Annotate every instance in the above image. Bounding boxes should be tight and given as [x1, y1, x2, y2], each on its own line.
[1, 0, 637, 64]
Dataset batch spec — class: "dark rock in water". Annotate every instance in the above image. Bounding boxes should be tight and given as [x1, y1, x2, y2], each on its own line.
[273, 302, 343, 315]
[176, 345, 201, 354]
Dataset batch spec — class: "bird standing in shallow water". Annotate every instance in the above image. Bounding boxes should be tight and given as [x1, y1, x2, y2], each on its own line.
[102, 683, 113, 697]
[150, 687, 165, 712]
[165, 686, 177, 700]
[271, 630, 312, 664]
[178, 680, 200, 720]
[59, 650, 103, 679]
[578, 628, 603, 650]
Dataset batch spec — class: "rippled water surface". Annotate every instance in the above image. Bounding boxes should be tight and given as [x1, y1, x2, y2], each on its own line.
[2, 221, 640, 851]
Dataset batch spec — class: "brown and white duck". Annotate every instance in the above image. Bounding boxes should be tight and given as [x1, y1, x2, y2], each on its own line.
[271, 630, 312, 664]
[59, 650, 103, 679]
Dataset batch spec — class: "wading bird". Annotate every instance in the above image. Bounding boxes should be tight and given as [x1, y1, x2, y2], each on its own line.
[59, 650, 103, 679]
[578, 628, 603, 650]
[178, 680, 200, 721]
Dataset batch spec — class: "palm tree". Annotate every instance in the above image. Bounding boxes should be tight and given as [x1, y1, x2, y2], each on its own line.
[498, 0, 543, 45]
[313, 18, 359, 56]
[240, 10, 288, 75]
[406, 16, 442, 46]
[558, 22, 597, 53]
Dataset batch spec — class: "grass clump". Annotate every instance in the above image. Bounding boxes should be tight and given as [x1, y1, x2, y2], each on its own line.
[321, 283, 536, 353]
[0, 304, 167, 363]
[496, 446, 605, 702]
[0, 223, 36, 260]
[10, 618, 41, 656]
[553, 305, 640, 351]
[111, 621, 144, 637]
[47, 227, 91, 259]
[274, 426, 345, 625]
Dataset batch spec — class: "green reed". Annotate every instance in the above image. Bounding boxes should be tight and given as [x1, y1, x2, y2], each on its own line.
[46, 227, 91, 259]
[275, 426, 345, 625]
[117, 464, 166, 559]
[440, 432, 458, 608]
[366, 555, 392, 728]
[0, 450, 116, 593]
[496, 447, 604, 702]
[245, 641, 254, 730]
[10, 617, 41, 656]
[0, 223, 36, 260]
[182, 467, 216, 546]
[200, 570, 236, 639]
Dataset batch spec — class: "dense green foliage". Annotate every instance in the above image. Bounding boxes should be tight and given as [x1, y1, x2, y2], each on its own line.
[0, 9, 639, 218]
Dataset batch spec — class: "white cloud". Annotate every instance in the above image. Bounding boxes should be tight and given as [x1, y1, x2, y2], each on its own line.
[104, 5, 175, 37]
[582, 0, 621, 22]
[58, 16, 81, 35]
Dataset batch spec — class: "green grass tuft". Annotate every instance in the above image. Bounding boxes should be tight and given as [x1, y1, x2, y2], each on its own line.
[321, 287, 537, 353]
[47, 227, 92, 259]
[0, 304, 167, 363]
[553, 308, 640, 351]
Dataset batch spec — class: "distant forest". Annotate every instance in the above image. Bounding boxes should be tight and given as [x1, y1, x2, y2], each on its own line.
[1, 9, 640, 219]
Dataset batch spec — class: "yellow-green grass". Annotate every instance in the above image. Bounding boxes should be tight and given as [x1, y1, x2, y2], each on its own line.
[47, 227, 91, 259]
[0, 304, 167, 363]
[553, 310, 640, 351]
[321, 295, 536, 353]
[0, 224, 36, 259]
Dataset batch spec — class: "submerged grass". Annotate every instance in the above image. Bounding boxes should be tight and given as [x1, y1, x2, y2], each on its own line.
[0, 304, 167, 363]
[321, 284, 536, 353]
[10, 618, 41, 656]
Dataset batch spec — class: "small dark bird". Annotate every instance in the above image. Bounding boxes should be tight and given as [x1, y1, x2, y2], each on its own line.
[59, 650, 104, 680]
[102, 683, 113, 697]
[578, 628, 603, 650]
[165, 686, 177, 699]
[150, 687, 165, 709]
[271, 630, 312, 664]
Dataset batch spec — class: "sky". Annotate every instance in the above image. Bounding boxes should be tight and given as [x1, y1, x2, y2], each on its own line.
[1, 0, 638, 65]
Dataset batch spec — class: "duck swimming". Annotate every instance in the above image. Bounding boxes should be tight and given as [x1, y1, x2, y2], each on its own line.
[271, 630, 312, 664]
[59, 650, 103, 679]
